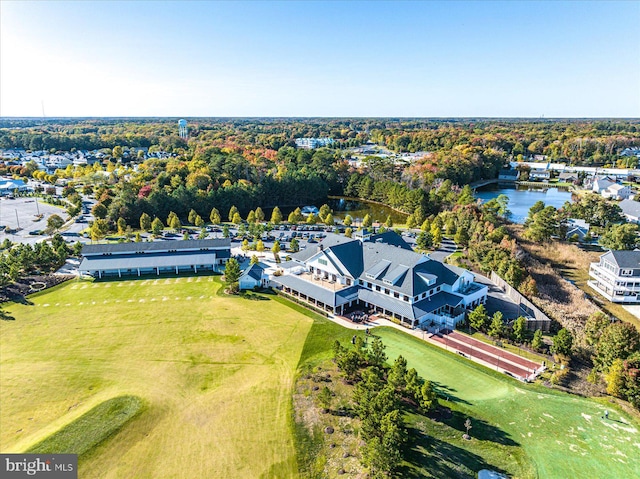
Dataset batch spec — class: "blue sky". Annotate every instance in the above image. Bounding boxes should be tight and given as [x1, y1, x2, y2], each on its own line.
[1, 1, 638, 117]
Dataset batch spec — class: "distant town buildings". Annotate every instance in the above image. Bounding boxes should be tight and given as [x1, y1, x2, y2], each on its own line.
[294, 138, 334, 149]
[0, 148, 175, 174]
[0, 178, 32, 196]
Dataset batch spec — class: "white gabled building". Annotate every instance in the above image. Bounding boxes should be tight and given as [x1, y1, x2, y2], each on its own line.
[589, 250, 640, 303]
[272, 232, 487, 329]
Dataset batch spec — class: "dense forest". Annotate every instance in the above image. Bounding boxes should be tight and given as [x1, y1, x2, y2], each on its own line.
[3, 118, 640, 229]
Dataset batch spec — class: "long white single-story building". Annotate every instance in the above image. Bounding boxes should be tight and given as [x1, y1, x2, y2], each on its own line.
[79, 239, 231, 278]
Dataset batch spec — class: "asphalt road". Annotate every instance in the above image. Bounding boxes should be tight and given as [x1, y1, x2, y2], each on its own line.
[429, 237, 457, 262]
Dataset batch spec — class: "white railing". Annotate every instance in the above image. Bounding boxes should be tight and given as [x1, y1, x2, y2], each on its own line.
[422, 311, 466, 328]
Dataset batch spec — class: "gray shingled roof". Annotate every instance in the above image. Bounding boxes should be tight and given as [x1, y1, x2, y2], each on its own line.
[412, 292, 463, 317]
[242, 263, 265, 281]
[619, 199, 640, 219]
[369, 231, 413, 250]
[292, 231, 465, 298]
[603, 250, 640, 269]
[82, 238, 231, 256]
[290, 233, 353, 263]
[79, 251, 220, 272]
[324, 240, 365, 277]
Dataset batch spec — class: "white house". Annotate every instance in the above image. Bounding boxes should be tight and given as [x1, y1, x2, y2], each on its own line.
[602, 183, 632, 200]
[529, 169, 550, 181]
[239, 263, 269, 290]
[589, 250, 640, 303]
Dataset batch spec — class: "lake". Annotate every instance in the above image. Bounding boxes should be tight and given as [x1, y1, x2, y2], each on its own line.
[475, 185, 574, 223]
[327, 197, 408, 225]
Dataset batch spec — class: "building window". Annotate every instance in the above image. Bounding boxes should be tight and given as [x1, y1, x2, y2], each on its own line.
[403, 295, 409, 302]
[318, 258, 328, 266]
[384, 289, 390, 295]
[394, 292, 399, 298]
[621, 269, 633, 276]
[367, 282, 372, 288]
[375, 286, 381, 291]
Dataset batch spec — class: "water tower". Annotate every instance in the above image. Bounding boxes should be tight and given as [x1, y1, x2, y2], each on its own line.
[178, 119, 188, 140]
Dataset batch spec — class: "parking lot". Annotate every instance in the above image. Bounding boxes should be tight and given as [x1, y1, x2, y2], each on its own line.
[0, 196, 69, 245]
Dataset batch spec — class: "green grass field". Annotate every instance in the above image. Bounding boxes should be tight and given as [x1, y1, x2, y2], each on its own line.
[1, 276, 312, 478]
[2, 278, 640, 478]
[377, 329, 640, 478]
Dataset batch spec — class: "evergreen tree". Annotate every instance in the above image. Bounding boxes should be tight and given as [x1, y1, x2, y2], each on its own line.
[228, 205, 239, 222]
[224, 258, 241, 293]
[151, 217, 164, 235]
[512, 316, 528, 343]
[255, 206, 265, 222]
[416, 231, 433, 250]
[531, 329, 544, 352]
[468, 304, 489, 332]
[324, 213, 334, 226]
[488, 311, 505, 338]
[210, 207, 221, 225]
[270, 206, 282, 224]
[551, 328, 573, 356]
[318, 204, 331, 222]
[139, 212, 152, 231]
[117, 217, 127, 235]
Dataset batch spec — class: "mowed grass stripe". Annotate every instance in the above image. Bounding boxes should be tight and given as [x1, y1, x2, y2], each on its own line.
[27, 396, 144, 457]
[1, 276, 313, 479]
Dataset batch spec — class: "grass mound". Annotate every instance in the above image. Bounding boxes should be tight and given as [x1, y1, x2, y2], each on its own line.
[27, 396, 144, 457]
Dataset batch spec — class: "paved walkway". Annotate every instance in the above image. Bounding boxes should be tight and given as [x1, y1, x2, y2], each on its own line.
[330, 313, 544, 382]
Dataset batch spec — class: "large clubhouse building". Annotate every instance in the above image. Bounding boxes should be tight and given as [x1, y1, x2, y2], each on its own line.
[272, 231, 488, 329]
[79, 239, 231, 278]
[588, 250, 640, 303]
